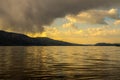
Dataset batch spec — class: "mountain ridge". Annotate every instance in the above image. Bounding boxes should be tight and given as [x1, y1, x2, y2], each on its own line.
[0, 30, 120, 46]
[0, 30, 83, 46]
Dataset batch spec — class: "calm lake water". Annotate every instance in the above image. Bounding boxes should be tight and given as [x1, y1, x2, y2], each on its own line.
[0, 46, 120, 80]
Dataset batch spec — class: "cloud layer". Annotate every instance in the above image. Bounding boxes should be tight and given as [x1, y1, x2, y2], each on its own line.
[66, 9, 119, 24]
[40, 24, 120, 44]
[0, 0, 120, 33]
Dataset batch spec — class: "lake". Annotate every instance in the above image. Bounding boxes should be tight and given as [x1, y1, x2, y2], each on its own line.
[0, 46, 120, 80]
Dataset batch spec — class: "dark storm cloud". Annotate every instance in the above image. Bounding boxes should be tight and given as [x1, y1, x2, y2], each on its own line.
[0, 0, 120, 33]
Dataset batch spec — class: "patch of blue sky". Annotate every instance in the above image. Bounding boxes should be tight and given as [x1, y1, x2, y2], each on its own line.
[51, 16, 120, 31]
[104, 17, 120, 29]
[118, 8, 120, 18]
[51, 18, 68, 27]
[104, 17, 116, 25]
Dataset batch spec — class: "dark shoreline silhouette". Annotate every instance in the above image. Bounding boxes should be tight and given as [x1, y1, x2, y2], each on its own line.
[0, 30, 84, 46]
[0, 30, 120, 46]
[95, 43, 120, 46]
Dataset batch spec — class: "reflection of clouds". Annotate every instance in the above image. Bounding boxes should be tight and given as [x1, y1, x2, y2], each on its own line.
[41, 46, 120, 80]
[0, 47, 27, 80]
[25, 47, 47, 70]
[0, 46, 120, 80]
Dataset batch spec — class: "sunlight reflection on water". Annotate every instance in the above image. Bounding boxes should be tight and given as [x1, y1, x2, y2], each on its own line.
[0, 46, 120, 80]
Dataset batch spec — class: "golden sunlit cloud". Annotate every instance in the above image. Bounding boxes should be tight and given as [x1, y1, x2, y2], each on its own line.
[38, 23, 120, 44]
[26, 32, 47, 37]
[66, 8, 119, 24]
[114, 20, 120, 25]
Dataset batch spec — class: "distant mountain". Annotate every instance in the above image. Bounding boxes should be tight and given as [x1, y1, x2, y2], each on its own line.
[95, 43, 120, 46]
[0, 30, 120, 46]
[0, 30, 83, 46]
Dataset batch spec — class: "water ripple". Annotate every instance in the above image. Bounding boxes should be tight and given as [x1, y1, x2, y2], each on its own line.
[0, 46, 120, 80]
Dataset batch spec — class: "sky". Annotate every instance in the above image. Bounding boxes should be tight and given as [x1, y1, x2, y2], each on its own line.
[38, 9, 120, 44]
[0, 0, 120, 44]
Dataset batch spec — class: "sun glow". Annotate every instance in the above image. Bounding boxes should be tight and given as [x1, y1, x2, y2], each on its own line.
[26, 32, 47, 37]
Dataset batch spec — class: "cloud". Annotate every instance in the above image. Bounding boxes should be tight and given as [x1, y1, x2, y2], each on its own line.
[114, 20, 120, 25]
[38, 24, 120, 44]
[86, 26, 120, 37]
[43, 24, 120, 38]
[62, 22, 78, 30]
[0, 0, 120, 33]
[104, 17, 120, 25]
[66, 8, 119, 24]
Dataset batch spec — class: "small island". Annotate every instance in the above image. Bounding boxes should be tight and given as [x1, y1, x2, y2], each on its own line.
[94, 43, 120, 46]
